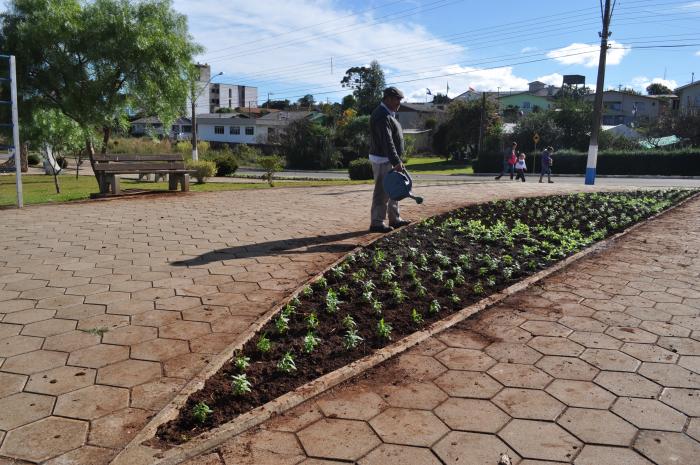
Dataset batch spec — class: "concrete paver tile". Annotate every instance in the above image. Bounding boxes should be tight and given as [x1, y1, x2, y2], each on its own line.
[316, 389, 387, 421]
[20, 318, 76, 337]
[611, 397, 686, 431]
[639, 321, 691, 337]
[54, 384, 129, 420]
[625, 307, 673, 322]
[131, 337, 190, 361]
[1, 350, 67, 375]
[266, 403, 323, 433]
[3, 309, 55, 325]
[433, 431, 520, 465]
[0, 372, 26, 397]
[25, 366, 96, 395]
[101, 325, 158, 346]
[521, 321, 573, 337]
[492, 388, 565, 420]
[76, 314, 129, 332]
[297, 418, 380, 461]
[605, 326, 658, 344]
[130, 377, 187, 411]
[634, 430, 700, 465]
[527, 336, 584, 356]
[53, 303, 105, 320]
[558, 316, 608, 333]
[620, 342, 678, 363]
[593, 311, 641, 327]
[43, 330, 101, 352]
[638, 362, 700, 388]
[483, 342, 542, 364]
[182, 305, 231, 322]
[657, 336, 700, 355]
[580, 348, 641, 371]
[658, 387, 700, 416]
[219, 429, 304, 465]
[0, 392, 55, 430]
[106, 299, 154, 316]
[0, 323, 21, 339]
[393, 354, 447, 381]
[435, 328, 491, 349]
[434, 370, 502, 398]
[159, 320, 211, 340]
[190, 332, 238, 354]
[84, 291, 130, 305]
[487, 362, 554, 389]
[43, 445, 115, 465]
[535, 356, 599, 381]
[573, 445, 653, 465]
[546, 379, 616, 409]
[0, 416, 88, 463]
[558, 408, 637, 446]
[433, 398, 509, 432]
[68, 343, 129, 368]
[369, 408, 448, 447]
[654, 302, 697, 316]
[358, 444, 442, 465]
[88, 407, 152, 449]
[498, 419, 582, 462]
[687, 417, 700, 442]
[435, 348, 497, 371]
[678, 355, 700, 374]
[132, 309, 182, 327]
[671, 316, 700, 331]
[163, 352, 211, 379]
[374, 381, 448, 410]
[96, 359, 161, 387]
[594, 371, 662, 398]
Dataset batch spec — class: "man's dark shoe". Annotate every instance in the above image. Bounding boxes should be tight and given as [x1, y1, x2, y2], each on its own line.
[369, 224, 393, 233]
[390, 219, 411, 228]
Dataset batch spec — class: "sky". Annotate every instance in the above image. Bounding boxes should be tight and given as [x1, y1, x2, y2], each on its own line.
[172, 0, 700, 104]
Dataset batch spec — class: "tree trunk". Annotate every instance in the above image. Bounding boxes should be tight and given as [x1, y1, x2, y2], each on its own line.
[101, 126, 111, 154]
[51, 150, 61, 194]
[86, 136, 99, 186]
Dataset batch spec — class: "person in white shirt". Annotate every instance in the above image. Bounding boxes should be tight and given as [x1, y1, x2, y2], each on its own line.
[514, 153, 527, 182]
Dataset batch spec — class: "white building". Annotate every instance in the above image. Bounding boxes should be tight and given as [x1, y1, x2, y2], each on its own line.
[187, 64, 259, 114]
[676, 81, 700, 115]
[196, 111, 315, 145]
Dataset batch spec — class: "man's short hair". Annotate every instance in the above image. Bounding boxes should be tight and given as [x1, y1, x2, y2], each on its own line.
[383, 86, 404, 99]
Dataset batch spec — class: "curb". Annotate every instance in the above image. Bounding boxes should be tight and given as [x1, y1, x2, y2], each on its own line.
[110, 189, 700, 465]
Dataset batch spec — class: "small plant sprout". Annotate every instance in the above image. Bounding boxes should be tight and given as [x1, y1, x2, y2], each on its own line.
[411, 308, 424, 325]
[432, 268, 445, 282]
[395, 256, 404, 268]
[445, 279, 455, 291]
[485, 275, 497, 287]
[390, 282, 406, 303]
[326, 288, 341, 313]
[381, 264, 396, 283]
[338, 284, 350, 296]
[372, 249, 386, 269]
[418, 253, 429, 268]
[450, 293, 461, 304]
[306, 312, 319, 330]
[343, 328, 363, 350]
[234, 355, 250, 371]
[301, 285, 313, 297]
[315, 276, 328, 289]
[275, 313, 290, 334]
[303, 332, 320, 354]
[290, 296, 301, 307]
[361, 290, 373, 303]
[458, 254, 471, 270]
[282, 303, 296, 317]
[406, 262, 417, 279]
[429, 299, 441, 315]
[408, 246, 418, 258]
[257, 333, 272, 353]
[371, 298, 383, 314]
[277, 352, 297, 374]
[342, 314, 357, 330]
[192, 401, 213, 423]
[473, 281, 485, 295]
[352, 268, 367, 283]
[331, 266, 345, 279]
[416, 282, 428, 298]
[231, 373, 252, 396]
[454, 271, 466, 286]
[377, 318, 393, 340]
[434, 250, 450, 267]
[362, 279, 376, 292]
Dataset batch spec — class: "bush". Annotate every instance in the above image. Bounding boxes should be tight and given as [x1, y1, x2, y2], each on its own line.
[258, 155, 285, 186]
[348, 158, 373, 180]
[186, 160, 216, 183]
[280, 119, 340, 169]
[212, 154, 238, 176]
[231, 144, 261, 165]
[27, 153, 40, 165]
[473, 149, 700, 176]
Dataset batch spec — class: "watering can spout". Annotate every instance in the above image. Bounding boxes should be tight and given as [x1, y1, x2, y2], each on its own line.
[383, 170, 424, 204]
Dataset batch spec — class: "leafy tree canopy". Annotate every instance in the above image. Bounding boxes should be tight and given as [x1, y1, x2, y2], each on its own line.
[0, 0, 201, 158]
[297, 94, 315, 108]
[432, 93, 450, 104]
[646, 82, 673, 95]
[340, 60, 386, 115]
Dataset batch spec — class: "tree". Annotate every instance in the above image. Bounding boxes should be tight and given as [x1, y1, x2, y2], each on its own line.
[432, 93, 450, 104]
[264, 99, 291, 110]
[0, 0, 201, 184]
[340, 60, 385, 115]
[341, 94, 356, 111]
[552, 98, 593, 151]
[279, 119, 339, 169]
[297, 94, 315, 108]
[646, 83, 673, 95]
[512, 111, 563, 153]
[432, 99, 500, 158]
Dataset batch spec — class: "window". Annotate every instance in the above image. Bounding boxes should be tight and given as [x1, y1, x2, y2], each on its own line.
[214, 126, 224, 134]
[245, 127, 254, 135]
[605, 101, 622, 111]
[182, 125, 192, 132]
[171, 125, 179, 132]
[230, 126, 240, 135]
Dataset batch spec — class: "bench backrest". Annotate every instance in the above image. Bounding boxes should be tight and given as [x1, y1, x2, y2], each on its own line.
[93, 153, 186, 172]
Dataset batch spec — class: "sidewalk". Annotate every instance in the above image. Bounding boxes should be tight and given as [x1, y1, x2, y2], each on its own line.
[182, 194, 700, 465]
[0, 182, 697, 464]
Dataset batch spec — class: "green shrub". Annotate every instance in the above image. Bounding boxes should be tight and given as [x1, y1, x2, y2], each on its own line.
[258, 155, 285, 186]
[231, 144, 261, 165]
[186, 159, 216, 183]
[212, 154, 238, 176]
[27, 153, 40, 165]
[348, 158, 373, 180]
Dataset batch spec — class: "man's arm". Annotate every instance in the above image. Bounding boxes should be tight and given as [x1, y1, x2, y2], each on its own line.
[381, 117, 402, 168]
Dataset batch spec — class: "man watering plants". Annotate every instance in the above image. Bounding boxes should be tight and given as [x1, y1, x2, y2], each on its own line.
[368, 86, 411, 233]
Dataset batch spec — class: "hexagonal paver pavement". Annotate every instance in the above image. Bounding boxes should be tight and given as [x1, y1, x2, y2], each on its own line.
[557, 408, 637, 446]
[611, 397, 687, 431]
[434, 370, 502, 398]
[358, 444, 442, 465]
[369, 408, 449, 446]
[574, 445, 654, 465]
[499, 419, 582, 462]
[634, 430, 700, 465]
[25, 366, 96, 395]
[54, 385, 129, 420]
[0, 416, 88, 462]
[0, 392, 55, 430]
[297, 418, 381, 461]
[316, 389, 386, 420]
[434, 398, 509, 432]
[433, 431, 520, 465]
[373, 381, 447, 410]
[492, 388, 565, 420]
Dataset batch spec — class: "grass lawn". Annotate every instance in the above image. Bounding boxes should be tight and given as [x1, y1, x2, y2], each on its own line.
[405, 156, 473, 175]
[0, 175, 369, 207]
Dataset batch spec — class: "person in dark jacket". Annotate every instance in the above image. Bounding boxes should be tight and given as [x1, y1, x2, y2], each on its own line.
[367, 86, 410, 233]
[495, 142, 518, 180]
[539, 146, 554, 183]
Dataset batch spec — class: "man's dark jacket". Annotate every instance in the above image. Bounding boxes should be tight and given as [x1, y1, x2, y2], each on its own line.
[369, 104, 404, 167]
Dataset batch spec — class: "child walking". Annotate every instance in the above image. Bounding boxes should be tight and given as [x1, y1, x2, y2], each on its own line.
[539, 146, 554, 183]
[515, 153, 527, 182]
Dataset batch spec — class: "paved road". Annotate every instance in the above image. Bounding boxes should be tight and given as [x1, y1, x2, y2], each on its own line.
[0, 181, 697, 463]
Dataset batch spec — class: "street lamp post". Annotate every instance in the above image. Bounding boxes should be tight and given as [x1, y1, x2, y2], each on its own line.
[191, 71, 223, 161]
[267, 91, 274, 108]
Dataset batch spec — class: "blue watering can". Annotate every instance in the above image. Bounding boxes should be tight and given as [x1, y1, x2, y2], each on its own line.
[383, 170, 424, 204]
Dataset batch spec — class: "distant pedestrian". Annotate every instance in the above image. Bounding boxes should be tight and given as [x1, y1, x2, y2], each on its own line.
[367, 86, 411, 233]
[539, 146, 554, 183]
[515, 153, 527, 182]
[495, 142, 518, 180]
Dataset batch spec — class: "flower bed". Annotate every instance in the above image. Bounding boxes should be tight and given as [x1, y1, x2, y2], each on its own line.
[157, 189, 696, 444]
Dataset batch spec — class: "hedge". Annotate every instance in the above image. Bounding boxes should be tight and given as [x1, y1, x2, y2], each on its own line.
[473, 150, 700, 176]
[348, 158, 374, 180]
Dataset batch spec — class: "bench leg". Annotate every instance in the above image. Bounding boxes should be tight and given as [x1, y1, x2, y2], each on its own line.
[169, 174, 179, 191]
[169, 174, 190, 192]
[138, 173, 151, 182]
[98, 174, 119, 194]
[181, 174, 190, 192]
[109, 175, 120, 195]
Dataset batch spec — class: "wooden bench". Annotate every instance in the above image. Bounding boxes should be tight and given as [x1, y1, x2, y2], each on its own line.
[93, 154, 193, 195]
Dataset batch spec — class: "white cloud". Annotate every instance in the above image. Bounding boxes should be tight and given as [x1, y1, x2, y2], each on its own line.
[534, 73, 563, 86]
[546, 40, 630, 67]
[405, 65, 530, 101]
[682, 1, 700, 9]
[521, 46, 537, 54]
[696, 50, 700, 56]
[629, 76, 679, 92]
[173, 0, 467, 102]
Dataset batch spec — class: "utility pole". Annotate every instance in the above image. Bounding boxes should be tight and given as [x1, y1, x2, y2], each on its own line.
[585, 0, 613, 185]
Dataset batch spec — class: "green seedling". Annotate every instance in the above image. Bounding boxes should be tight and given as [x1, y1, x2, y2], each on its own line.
[450, 293, 461, 304]
[371, 298, 383, 314]
[277, 352, 297, 373]
[303, 332, 320, 354]
[395, 256, 404, 268]
[473, 281, 485, 295]
[418, 253, 429, 268]
[342, 314, 357, 330]
[445, 279, 455, 291]
[381, 264, 396, 283]
[406, 262, 417, 279]
[80, 327, 109, 337]
[362, 290, 373, 303]
[301, 285, 313, 297]
[429, 299, 441, 315]
[290, 296, 301, 307]
[338, 284, 350, 296]
[306, 312, 319, 330]
[326, 288, 341, 313]
[231, 373, 252, 395]
[362, 279, 376, 292]
[372, 249, 386, 269]
[432, 269, 444, 282]
[275, 313, 290, 334]
[330, 266, 345, 279]
[411, 308, 424, 325]
[390, 282, 406, 303]
[192, 401, 213, 423]
[416, 282, 427, 298]
[315, 276, 328, 289]
[343, 328, 363, 349]
[408, 246, 418, 258]
[377, 318, 393, 340]
[454, 272, 465, 286]
[351, 268, 367, 282]
[257, 333, 272, 353]
[234, 355, 250, 371]
[434, 251, 450, 267]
